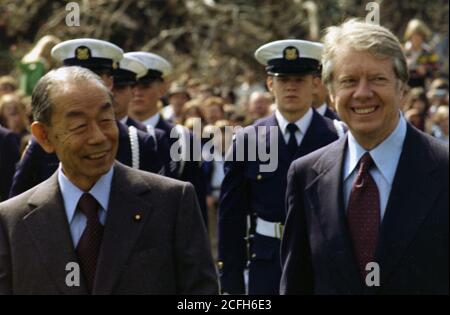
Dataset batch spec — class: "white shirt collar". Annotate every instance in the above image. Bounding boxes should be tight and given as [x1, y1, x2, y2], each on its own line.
[316, 103, 327, 116]
[275, 108, 313, 136]
[345, 113, 407, 184]
[58, 164, 114, 224]
[120, 116, 128, 125]
[141, 113, 161, 127]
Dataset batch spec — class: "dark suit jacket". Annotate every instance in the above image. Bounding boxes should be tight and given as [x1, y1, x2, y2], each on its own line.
[218, 111, 340, 294]
[0, 162, 218, 294]
[324, 107, 340, 121]
[0, 126, 19, 201]
[281, 124, 449, 294]
[9, 121, 163, 198]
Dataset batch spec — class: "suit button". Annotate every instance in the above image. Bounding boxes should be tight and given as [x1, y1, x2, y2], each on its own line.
[257, 174, 262, 180]
[251, 253, 256, 259]
[217, 261, 224, 269]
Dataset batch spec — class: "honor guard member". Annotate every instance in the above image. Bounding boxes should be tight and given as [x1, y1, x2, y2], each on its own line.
[112, 53, 171, 173]
[127, 51, 208, 224]
[0, 126, 20, 201]
[218, 40, 342, 295]
[9, 39, 164, 197]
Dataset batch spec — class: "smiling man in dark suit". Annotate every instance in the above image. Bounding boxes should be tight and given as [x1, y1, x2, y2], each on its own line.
[0, 66, 218, 295]
[281, 19, 448, 295]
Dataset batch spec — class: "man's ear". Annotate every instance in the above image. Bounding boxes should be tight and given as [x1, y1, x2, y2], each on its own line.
[31, 122, 56, 153]
[266, 76, 273, 92]
[101, 74, 114, 91]
[311, 76, 321, 94]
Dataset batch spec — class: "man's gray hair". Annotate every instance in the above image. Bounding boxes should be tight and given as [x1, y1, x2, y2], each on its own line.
[31, 66, 112, 125]
[321, 19, 409, 91]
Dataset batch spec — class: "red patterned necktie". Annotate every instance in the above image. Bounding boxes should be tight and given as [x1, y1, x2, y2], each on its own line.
[76, 193, 104, 293]
[347, 152, 380, 278]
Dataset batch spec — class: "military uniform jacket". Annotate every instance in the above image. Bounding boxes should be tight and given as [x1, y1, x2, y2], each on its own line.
[218, 110, 340, 294]
[155, 116, 208, 225]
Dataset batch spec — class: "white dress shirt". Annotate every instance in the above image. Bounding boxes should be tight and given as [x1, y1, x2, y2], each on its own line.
[275, 108, 313, 146]
[141, 113, 161, 127]
[58, 165, 114, 248]
[343, 113, 407, 220]
[211, 153, 225, 199]
[120, 116, 128, 125]
[316, 103, 327, 116]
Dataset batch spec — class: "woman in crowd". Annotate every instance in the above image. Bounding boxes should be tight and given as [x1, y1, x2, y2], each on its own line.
[431, 105, 449, 143]
[0, 93, 30, 153]
[19, 35, 60, 95]
[403, 18, 441, 88]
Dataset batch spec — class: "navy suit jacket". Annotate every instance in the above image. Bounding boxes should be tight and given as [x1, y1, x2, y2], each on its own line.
[0, 127, 19, 201]
[218, 110, 340, 294]
[281, 124, 449, 294]
[324, 107, 340, 121]
[9, 121, 163, 197]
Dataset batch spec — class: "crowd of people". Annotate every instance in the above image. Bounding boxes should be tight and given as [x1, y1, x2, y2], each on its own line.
[0, 17, 448, 295]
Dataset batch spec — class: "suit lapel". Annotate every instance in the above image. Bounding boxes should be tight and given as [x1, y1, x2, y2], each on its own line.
[23, 173, 88, 295]
[370, 126, 443, 292]
[93, 163, 154, 294]
[305, 137, 363, 292]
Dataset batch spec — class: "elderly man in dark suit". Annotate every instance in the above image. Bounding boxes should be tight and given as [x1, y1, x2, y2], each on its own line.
[0, 126, 19, 201]
[281, 19, 448, 295]
[0, 66, 218, 295]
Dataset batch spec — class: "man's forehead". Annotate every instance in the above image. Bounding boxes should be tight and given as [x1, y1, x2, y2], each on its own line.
[333, 50, 394, 75]
[51, 83, 111, 114]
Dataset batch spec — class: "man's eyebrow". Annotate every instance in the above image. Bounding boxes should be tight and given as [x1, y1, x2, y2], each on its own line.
[100, 102, 112, 111]
[65, 110, 86, 119]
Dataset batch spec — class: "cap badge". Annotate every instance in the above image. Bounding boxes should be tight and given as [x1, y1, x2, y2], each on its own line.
[75, 46, 91, 60]
[283, 46, 299, 61]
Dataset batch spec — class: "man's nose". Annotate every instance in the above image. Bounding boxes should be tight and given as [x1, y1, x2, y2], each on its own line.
[87, 122, 107, 144]
[353, 78, 373, 100]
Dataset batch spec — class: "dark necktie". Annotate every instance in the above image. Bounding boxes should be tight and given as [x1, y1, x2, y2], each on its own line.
[347, 152, 380, 278]
[76, 193, 104, 293]
[286, 123, 299, 158]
